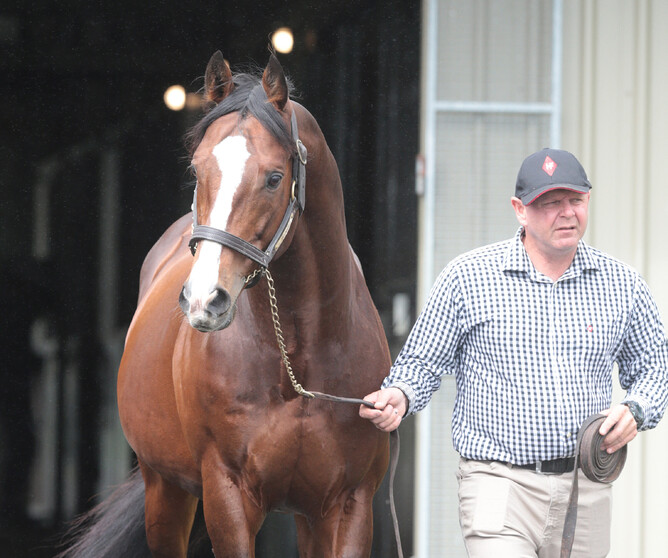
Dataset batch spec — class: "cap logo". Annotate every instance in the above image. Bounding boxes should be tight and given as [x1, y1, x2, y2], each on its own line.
[542, 155, 557, 176]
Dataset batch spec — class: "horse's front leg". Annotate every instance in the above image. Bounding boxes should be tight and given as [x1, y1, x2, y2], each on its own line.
[201, 457, 265, 558]
[140, 461, 199, 558]
[294, 486, 375, 558]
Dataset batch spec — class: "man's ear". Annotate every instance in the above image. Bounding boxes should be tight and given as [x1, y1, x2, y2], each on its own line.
[511, 196, 527, 226]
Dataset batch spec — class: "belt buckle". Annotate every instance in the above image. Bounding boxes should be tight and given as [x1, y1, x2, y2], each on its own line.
[535, 458, 573, 475]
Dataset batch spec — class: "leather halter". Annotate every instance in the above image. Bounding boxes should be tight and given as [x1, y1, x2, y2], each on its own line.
[188, 110, 307, 272]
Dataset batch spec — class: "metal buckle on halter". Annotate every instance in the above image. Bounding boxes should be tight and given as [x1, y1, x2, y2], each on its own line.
[243, 267, 266, 289]
[291, 118, 307, 214]
[296, 139, 307, 165]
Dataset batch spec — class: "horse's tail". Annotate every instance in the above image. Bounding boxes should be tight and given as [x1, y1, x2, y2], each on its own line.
[54, 467, 150, 558]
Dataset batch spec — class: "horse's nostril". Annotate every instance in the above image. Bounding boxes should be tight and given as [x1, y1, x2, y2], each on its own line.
[208, 288, 231, 316]
[178, 287, 189, 313]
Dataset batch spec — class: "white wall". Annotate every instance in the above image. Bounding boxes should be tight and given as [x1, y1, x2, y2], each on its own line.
[419, 0, 668, 556]
[562, 1, 668, 556]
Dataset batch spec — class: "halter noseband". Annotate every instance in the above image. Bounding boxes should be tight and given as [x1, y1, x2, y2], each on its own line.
[188, 110, 307, 272]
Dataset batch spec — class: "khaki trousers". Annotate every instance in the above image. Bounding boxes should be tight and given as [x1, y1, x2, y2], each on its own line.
[457, 458, 612, 558]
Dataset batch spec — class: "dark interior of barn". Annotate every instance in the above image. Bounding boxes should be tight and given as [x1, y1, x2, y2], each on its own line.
[0, 2, 419, 556]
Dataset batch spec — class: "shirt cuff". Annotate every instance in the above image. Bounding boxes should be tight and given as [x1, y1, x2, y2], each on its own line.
[386, 380, 417, 416]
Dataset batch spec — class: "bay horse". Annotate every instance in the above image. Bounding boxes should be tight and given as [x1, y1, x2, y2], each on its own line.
[58, 51, 391, 557]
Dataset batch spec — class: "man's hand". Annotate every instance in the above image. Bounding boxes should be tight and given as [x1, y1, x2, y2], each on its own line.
[359, 387, 408, 432]
[598, 404, 638, 453]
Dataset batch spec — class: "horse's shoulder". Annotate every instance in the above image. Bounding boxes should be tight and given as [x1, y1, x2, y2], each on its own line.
[137, 213, 192, 304]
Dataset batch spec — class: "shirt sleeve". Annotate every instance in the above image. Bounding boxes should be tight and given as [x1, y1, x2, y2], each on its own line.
[617, 275, 668, 430]
[382, 264, 466, 414]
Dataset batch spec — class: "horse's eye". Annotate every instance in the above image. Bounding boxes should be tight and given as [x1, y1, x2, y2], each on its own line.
[266, 173, 283, 190]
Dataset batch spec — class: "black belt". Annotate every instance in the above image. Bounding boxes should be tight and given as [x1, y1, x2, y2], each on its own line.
[514, 456, 576, 474]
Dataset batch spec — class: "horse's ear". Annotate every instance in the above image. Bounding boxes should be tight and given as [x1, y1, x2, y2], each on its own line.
[205, 51, 234, 104]
[262, 54, 288, 111]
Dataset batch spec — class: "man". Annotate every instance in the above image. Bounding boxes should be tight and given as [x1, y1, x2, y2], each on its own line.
[360, 148, 668, 557]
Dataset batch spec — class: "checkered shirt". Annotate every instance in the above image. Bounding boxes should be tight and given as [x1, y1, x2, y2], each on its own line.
[385, 227, 668, 464]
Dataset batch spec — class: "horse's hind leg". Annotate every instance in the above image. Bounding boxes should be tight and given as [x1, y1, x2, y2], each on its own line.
[140, 462, 199, 558]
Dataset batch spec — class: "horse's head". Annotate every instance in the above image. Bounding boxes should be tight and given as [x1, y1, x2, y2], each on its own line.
[179, 52, 306, 332]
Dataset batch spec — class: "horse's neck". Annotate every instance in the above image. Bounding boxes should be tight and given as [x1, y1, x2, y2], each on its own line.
[259, 167, 355, 326]
[281, 202, 352, 303]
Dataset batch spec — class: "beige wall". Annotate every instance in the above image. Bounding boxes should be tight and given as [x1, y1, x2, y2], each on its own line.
[562, 1, 668, 555]
[419, 0, 668, 555]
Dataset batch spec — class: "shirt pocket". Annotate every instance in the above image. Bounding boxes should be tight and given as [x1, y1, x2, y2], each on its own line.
[563, 311, 626, 366]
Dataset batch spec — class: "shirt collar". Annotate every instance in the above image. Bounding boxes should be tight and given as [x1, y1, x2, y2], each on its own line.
[503, 226, 600, 279]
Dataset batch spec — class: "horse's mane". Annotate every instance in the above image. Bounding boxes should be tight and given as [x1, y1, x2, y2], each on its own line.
[186, 72, 296, 157]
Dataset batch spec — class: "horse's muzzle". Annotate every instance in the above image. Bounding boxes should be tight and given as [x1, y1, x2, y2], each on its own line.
[179, 286, 236, 332]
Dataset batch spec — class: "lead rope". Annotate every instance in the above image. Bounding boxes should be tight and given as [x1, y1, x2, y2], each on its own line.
[560, 414, 627, 558]
[247, 267, 404, 558]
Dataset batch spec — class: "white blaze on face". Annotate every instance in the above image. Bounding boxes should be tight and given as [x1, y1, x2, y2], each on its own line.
[189, 135, 250, 306]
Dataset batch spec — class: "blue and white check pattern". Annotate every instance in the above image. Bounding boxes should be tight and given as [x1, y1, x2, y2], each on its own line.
[385, 227, 668, 464]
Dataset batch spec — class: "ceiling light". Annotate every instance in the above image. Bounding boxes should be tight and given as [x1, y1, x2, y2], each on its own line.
[164, 85, 186, 111]
[271, 27, 294, 54]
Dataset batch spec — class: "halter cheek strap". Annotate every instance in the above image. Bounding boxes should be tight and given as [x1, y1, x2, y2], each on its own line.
[189, 110, 307, 269]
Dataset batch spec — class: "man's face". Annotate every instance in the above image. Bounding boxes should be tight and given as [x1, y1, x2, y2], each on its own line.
[513, 189, 590, 257]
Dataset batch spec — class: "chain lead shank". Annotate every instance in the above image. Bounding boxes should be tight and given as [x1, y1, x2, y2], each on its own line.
[265, 269, 315, 399]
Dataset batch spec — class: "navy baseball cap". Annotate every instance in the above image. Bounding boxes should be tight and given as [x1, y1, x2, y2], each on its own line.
[515, 148, 592, 205]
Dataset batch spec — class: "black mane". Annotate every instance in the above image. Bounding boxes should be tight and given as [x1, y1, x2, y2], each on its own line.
[186, 72, 295, 157]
